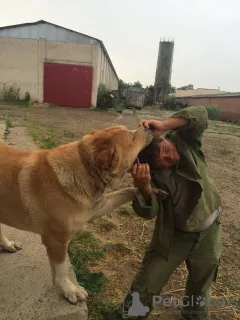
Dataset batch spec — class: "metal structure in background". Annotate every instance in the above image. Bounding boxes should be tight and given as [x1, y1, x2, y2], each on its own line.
[154, 39, 174, 104]
[122, 87, 145, 109]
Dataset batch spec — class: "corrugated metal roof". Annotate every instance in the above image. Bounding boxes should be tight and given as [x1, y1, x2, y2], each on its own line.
[175, 89, 229, 97]
[0, 20, 118, 80]
[179, 92, 240, 98]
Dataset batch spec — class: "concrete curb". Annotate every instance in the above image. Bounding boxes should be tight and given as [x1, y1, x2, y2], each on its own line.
[0, 121, 88, 320]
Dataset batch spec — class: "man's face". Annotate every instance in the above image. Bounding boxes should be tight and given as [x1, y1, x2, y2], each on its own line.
[153, 138, 180, 169]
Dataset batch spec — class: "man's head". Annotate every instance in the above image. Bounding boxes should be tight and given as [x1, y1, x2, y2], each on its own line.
[138, 137, 180, 169]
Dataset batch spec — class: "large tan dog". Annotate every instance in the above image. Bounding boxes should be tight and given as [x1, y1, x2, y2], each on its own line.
[0, 125, 152, 304]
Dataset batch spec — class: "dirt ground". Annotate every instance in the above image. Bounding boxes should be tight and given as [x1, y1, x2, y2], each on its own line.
[0, 105, 239, 319]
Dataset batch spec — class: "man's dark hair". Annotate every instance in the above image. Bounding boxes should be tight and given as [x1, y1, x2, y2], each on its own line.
[138, 137, 163, 167]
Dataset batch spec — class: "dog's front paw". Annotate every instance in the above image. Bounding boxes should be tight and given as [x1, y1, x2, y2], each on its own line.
[61, 279, 88, 304]
[2, 241, 23, 253]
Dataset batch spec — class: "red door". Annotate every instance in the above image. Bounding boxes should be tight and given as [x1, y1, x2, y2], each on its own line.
[44, 63, 93, 108]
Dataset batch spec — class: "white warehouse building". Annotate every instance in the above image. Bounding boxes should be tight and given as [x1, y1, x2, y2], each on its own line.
[0, 20, 119, 108]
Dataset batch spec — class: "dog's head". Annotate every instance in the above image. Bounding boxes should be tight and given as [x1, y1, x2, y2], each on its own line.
[79, 125, 153, 187]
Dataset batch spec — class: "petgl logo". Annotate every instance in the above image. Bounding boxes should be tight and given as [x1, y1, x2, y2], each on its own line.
[122, 292, 149, 318]
[122, 291, 239, 318]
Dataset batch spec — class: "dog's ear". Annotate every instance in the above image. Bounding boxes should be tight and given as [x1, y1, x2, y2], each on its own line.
[95, 144, 120, 172]
[95, 146, 112, 169]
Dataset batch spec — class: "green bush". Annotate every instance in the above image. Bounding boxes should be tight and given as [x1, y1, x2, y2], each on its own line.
[1, 84, 20, 102]
[204, 105, 220, 120]
[0, 84, 31, 106]
[164, 95, 188, 110]
[97, 83, 111, 109]
[24, 91, 31, 103]
[113, 96, 127, 112]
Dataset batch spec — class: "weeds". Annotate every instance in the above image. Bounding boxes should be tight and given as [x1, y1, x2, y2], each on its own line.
[87, 298, 117, 320]
[103, 242, 130, 254]
[1, 84, 20, 102]
[69, 232, 106, 295]
[25, 121, 59, 149]
[164, 95, 187, 110]
[113, 97, 127, 112]
[68, 231, 130, 319]
[63, 131, 77, 139]
[4, 119, 12, 141]
[97, 83, 113, 109]
[25, 121, 76, 149]
[220, 148, 234, 155]
[204, 105, 221, 120]
[117, 203, 135, 216]
[24, 91, 31, 103]
[0, 84, 31, 107]
[99, 217, 117, 233]
[207, 120, 240, 136]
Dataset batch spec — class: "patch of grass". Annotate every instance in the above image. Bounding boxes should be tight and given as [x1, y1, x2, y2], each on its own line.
[99, 217, 117, 233]
[92, 107, 118, 115]
[6, 119, 12, 128]
[207, 120, 240, 137]
[25, 120, 77, 149]
[4, 118, 13, 141]
[25, 121, 60, 149]
[117, 203, 135, 216]
[87, 298, 118, 320]
[63, 131, 77, 140]
[220, 148, 234, 155]
[69, 231, 106, 295]
[68, 231, 129, 319]
[1, 100, 29, 108]
[103, 242, 130, 254]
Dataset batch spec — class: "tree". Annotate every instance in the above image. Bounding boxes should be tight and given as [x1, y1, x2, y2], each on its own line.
[177, 84, 194, 90]
[118, 79, 144, 90]
[118, 79, 129, 90]
[133, 80, 143, 88]
[145, 85, 154, 93]
[161, 80, 176, 101]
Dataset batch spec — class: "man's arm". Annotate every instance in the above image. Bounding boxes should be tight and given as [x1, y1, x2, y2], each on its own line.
[140, 117, 187, 137]
[170, 106, 208, 141]
[131, 163, 160, 220]
[140, 106, 208, 142]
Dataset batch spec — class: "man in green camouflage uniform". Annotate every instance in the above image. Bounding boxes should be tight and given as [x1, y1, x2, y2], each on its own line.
[121, 106, 222, 319]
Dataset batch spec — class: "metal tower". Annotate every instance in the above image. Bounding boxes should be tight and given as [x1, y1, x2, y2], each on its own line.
[154, 39, 174, 104]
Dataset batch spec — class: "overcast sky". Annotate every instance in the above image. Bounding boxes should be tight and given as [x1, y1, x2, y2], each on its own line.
[1, 0, 240, 91]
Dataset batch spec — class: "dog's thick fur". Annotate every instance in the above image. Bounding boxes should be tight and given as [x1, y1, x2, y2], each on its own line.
[0, 125, 152, 303]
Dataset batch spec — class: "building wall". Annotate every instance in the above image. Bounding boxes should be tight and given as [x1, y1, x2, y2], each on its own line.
[98, 46, 118, 91]
[0, 36, 118, 106]
[0, 37, 39, 99]
[181, 96, 240, 121]
[175, 89, 229, 98]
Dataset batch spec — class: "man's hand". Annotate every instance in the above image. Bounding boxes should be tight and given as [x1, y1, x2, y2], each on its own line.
[131, 163, 152, 201]
[139, 119, 166, 137]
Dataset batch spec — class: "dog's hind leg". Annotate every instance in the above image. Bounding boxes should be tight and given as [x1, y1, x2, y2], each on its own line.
[0, 224, 22, 253]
